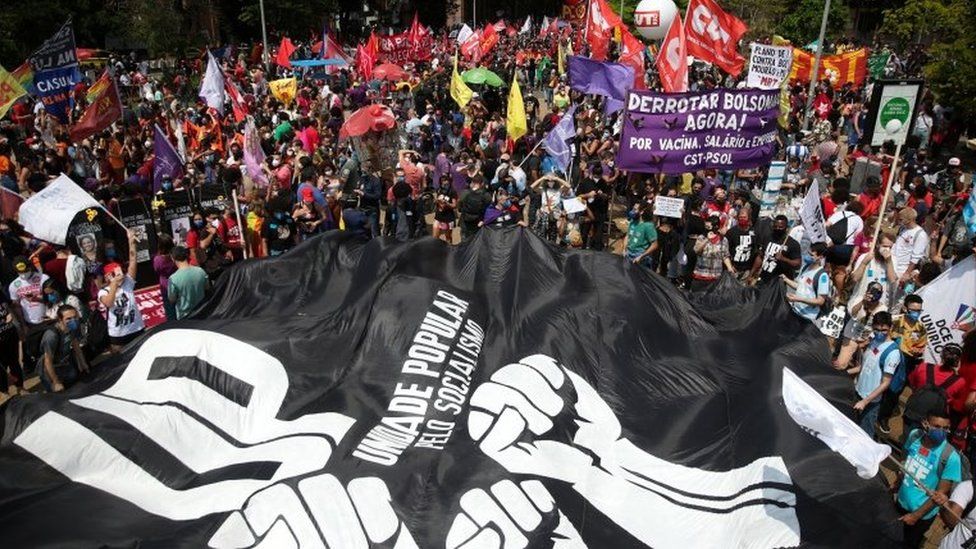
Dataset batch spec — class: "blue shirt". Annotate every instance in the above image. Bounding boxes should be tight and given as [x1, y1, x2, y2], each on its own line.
[855, 339, 900, 401]
[898, 429, 961, 519]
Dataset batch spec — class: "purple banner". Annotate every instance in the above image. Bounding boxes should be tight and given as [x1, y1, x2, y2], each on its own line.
[615, 88, 780, 174]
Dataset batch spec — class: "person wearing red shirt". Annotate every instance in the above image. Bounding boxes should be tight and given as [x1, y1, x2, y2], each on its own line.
[857, 176, 884, 220]
[906, 344, 967, 436]
[398, 149, 426, 198]
[42, 247, 71, 289]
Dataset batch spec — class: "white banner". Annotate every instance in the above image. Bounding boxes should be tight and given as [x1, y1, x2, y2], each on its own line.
[917, 256, 976, 363]
[747, 43, 793, 90]
[799, 183, 827, 244]
[782, 367, 891, 479]
[653, 196, 685, 218]
[456, 24, 474, 45]
[19, 174, 100, 245]
[870, 82, 921, 147]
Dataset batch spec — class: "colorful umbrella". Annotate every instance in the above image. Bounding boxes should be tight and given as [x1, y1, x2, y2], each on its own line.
[461, 67, 504, 87]
[339, 104, 397, 138]
[372, 63, 408, 81]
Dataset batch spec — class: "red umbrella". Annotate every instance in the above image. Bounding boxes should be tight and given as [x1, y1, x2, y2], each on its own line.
[372, 62, 407, 81]
[339, 104, 397, 138]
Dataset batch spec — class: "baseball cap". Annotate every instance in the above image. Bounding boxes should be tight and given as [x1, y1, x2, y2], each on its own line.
[103, 262, 122, 276]
[13, 257, 29, 273]
[300, 187, 314, 201]
[949, 157, 961, 166]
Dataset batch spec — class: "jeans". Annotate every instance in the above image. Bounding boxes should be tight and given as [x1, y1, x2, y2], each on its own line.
[39, 361, 79, 392]
[858, 400, 881, 438]
[626, 249, 651, 269]
[364, 209, 380, 239]
[395, 205, 411, 242]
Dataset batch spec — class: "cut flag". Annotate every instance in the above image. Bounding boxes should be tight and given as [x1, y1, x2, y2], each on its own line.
[225, 78, 248, 122]
[782, 367, 891, 479]
[657, 12, 688, 93]
[542, 105, 577, 174]
[153, 124, 184, 193]
[243, 118, 268, 188]
[619, 28, 647, 90]
[69, 70, 121, 143]
[18, 174, 100, 245]
[0, 64, 27, 119]
[506, 75, 527, 143]
[275, 37, 296, 68]
[684, 0, 748, 76]
[790, 48, 869, 89]
[199, 51, 225, 114]
[586, 0, 623, 61]
[450, 53, 473, 109]
[520, 16, 532, 34]
[269, 77, 298, 107]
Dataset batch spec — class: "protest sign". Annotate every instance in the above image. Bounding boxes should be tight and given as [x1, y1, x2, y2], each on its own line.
[158, 189, 193, 247]
[747, 43, 792, 90]
[616, 88, 779, 173]
[759, 161, 786, 218]
[34, 66, 78, 123]
[865, 80, 922, 147]
[19, 174, 99, 244]
[654, 196, 685, 218]
[117, 197, 159, 288]
[799, 183, 827, 244]
[563, 197, 587, 214]
[134, 285, 167, 329]
[194, 183, 230, 214]
[29, 20, 78, 72]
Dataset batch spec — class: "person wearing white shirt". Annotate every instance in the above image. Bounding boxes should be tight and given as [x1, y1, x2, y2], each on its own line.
[892, 207, 929, 287]
[935, 480, 976, 548]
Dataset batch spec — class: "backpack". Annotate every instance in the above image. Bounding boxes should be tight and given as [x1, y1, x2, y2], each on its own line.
[904, 363, 961, 423]
[826, 211, 856, 246]
[882, 339, 908, 393]
[810, 267, 834, 318]
[906, 429, 972, 482]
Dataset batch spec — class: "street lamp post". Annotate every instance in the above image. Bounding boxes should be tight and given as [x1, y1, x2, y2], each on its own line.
[259, 0, 269, 71]
[803, 0, 831, 131]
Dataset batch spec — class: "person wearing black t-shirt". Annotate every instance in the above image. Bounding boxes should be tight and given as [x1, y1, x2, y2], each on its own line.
[262, 198, 297, 258]
[481, 187, 525, 228]
[433, 175, 458, 243]
[725, 207, 759, 280]
[576, 164, 610, 250]
[757, 215, 802, 283]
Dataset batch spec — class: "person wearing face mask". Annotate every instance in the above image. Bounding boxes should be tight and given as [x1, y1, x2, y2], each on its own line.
[41, 279, 86, 324]
[849, 311, 902, 437]
[902, 344, 967, 441]
[480, 187, 526, 228]
[757, 215, 802, 284]
[725, 207, 758, 281]
[36, 305, 88, 393]
[892, 408, 962, 548]
[97, 232, 144, 354]
[876, 294, 930, 434]
[784, 242, 833, 322]
[850, 232, 896, 311]
[691, 215, 733, 290]
[892, 207, 929, 292]
[7, 257, 50, 356]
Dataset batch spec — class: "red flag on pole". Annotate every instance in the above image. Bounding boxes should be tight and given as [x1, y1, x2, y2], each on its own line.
[619, 27, 647, 90]
[225, 78, 248, 122]
[657, 13, 688, 93]
[275, 37, 296, 68]
[586, 0, 622, 61]
[683, 0, 747, 76]
[69, 70, 122, 143]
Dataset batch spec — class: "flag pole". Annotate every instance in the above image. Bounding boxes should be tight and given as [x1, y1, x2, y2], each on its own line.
[802, 0, 831, 131]
[867, 141, 901, 258]
[259, 0, 270, 72]
[891, 456, 964, 524]
[99, 204, 132, 236]
[517, 139, 545, 169]
[232, 188, 248, 260]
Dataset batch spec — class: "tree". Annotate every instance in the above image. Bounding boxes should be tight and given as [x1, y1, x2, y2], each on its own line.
[920, 1, 976, 117]
[777, 0, 851, 46]
[878, 0, 962, 45]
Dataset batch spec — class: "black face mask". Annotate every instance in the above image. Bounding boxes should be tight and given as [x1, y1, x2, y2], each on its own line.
[772, 228, 787, 238]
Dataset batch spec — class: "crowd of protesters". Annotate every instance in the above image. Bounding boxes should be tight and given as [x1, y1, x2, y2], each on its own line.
[0, 18, 976, 547]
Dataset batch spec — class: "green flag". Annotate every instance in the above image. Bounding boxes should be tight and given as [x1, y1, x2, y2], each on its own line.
[868, 52, 890, 79]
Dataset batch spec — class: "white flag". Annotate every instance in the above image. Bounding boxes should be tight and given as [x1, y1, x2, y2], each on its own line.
[917, 256, 976, 363]
[541, 16, 550, 32]
[18, 174, 100, 245]
[456, 24, 474, 45]
[520, 15, 532, 34]
[199, 51, 225, 114]
[799, 183, 827, 244]
[782, 367, 890, 479]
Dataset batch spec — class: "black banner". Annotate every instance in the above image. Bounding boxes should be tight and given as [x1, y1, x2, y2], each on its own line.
[157, 189, 193, 248]
[117, 197, 158, 288]
[193, 183, 230, 214]
[0, 229, 900, 547]
[66, 207, 105, 280]
[29, 20, 78, 72]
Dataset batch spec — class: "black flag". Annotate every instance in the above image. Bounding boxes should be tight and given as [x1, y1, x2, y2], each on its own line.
[0, 229, 900, 547]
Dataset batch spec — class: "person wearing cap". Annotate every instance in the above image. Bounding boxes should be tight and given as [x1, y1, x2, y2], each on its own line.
[292, 186, 328, 241]
[936, 157, 964, 196]
[97, 232, 145, 354]
[7, 256, 51, 362]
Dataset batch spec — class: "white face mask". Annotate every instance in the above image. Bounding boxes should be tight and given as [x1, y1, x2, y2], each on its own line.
[144, 140, 152, 149]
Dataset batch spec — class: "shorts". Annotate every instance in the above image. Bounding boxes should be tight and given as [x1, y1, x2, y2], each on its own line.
[435, 221, 455, 231]
[109, 329, 144, 348]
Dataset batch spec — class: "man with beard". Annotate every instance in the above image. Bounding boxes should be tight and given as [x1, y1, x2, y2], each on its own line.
[756, 215, 802, 284]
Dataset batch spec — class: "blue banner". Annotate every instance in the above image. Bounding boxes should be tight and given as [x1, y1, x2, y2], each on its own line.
[34, 66, 78, 123]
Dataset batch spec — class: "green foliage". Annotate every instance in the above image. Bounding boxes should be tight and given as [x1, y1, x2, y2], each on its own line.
[239, 0, 338, 38]
[920, 1, 976, 116]
[879, 0, 962, 45]
[777, 0, 850, 45]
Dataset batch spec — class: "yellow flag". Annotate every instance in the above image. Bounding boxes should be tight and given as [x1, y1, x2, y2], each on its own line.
[450, 52, 473, 109]
[0, 64, 27, 120]
[269, 77, 297, 107]
[771, 37, 792, 128]
[507, 75, 527, 143]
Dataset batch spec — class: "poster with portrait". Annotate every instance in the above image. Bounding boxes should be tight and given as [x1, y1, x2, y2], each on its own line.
[157, 189, 193, 247]
[66, 207, 106, 280]
[117, 197, 159, 288]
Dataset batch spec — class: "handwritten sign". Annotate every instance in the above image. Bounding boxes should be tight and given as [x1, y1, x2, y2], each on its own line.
[653, 196, 685, 218]
[747, 44, 793, 90]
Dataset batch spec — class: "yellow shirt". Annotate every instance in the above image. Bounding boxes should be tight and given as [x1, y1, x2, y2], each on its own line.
[892, 317, 927, 358]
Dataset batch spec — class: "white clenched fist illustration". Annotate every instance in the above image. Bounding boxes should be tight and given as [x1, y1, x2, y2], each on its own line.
[209, 475, 418, 549]
[446, 479, 585, 549]
[467, 355, 802, 549]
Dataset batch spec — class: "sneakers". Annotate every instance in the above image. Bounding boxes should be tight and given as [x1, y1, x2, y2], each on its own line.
[878, 419, 891, 435]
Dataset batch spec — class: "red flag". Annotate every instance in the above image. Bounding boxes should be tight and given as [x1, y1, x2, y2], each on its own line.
[275, 37, 296, 68]
[461, 30, 482, 61]
[586, 0, 622, 61]
[0, 187, 23, 220]
[684, 0, 747, 76]
[790, 48, 869, 89]
[812, 92, 832, 119]
[619, 27, 647, 90]
[656, 12, 688, 93]
[225, 78, 247, 122]
[408, 13, 423, 47]
[355, 45, 375, 81]
[480, 24, 500, 57]
[69, 70, 122, 143]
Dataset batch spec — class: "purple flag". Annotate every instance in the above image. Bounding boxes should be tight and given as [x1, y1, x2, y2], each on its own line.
[615, 88, 780, 174]
[542, 105, 577, 174]
[153, 124, 184, 192]
[567, 56, 633, 104]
